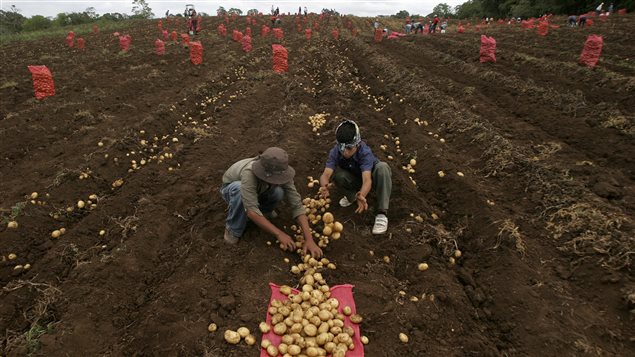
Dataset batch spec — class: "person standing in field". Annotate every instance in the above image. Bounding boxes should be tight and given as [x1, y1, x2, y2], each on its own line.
[318, 120, 392, 235]
[220, 147, 323, 258]
[431, 15, 440, 33]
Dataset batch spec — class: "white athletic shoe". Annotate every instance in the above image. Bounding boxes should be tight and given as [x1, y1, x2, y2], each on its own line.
[339, 196, 353, 207]
[372, 214, 388, 235]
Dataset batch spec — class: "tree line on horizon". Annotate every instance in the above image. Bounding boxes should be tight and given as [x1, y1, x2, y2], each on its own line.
[394, 0, 633, 20]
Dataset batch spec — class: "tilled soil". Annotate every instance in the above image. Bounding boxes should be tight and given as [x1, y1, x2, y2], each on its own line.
[1, 13, 633, 357]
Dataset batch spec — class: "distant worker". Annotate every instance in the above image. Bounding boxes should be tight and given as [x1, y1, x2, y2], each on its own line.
[185, 6, 198, 35]
[304, 6, 308, 16]
[608, 3, 614, 14]
[431, 15, 440, 33]
[440, 20, 448, 33]
[568, 15, 577, 27]
[578, 14, 587, 27]
[413, 21, 424, 34]
[404, 21, 412, 34]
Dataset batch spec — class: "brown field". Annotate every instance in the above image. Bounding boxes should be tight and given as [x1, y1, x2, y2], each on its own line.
[1, 13, 633, 356]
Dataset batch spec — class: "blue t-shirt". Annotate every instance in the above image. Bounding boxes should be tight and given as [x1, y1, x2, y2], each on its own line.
[326, 141, 377, 177]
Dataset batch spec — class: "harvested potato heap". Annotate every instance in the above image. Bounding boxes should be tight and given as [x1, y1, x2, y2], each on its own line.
[307, 113, 329, 133]
[260, 272, 362, 357]
[294, 197, 344, 249]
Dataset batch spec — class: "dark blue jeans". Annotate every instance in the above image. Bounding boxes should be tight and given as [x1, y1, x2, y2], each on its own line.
[220, 181, 283, 237]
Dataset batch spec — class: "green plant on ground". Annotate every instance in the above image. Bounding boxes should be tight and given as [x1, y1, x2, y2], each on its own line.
[0, 201, 27, 224]
[25, 323, 55, 354]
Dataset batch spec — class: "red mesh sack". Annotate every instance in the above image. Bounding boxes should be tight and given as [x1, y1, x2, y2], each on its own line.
[76, 38, 85, 49]
[119, 35, 131, 52]
[479, 35, 497, 63]
[162, 30, 169, 40]
[65, 32, 75, 47]
[618, 9, 627, 15]
[537, 21, 549, 36]
[252, 19, 257, 26]
[27, 65, 55, 100]
[259, 284, 364, 357]
[189, 41, 203, 65]
[332, 28, 339, 40]
[273, 28, 284, 40]
[241, 35, 252, 53]
[272, 44, 288, 73]
[155, 39, 165, 55]
[587, 18, 594, 26]
[246, 27, 252, 37]
[305, 28, 312, 40]
[92, 25, 99, 34]
[374, 29, 383, 42]
[262, 25, 270, 37]
[236, 31, 243, 42]
[181, 33, 190, 46]
[218, 24, 227, 36]
[171, 31, 177, 41]
[580, 34, 603, 68]
[458, 25, 465, 33]
[521, 20, 535, 29]
[158, 20, 163, 31]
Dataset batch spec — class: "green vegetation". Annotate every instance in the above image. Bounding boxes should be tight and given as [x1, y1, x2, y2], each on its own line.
[25, 323, 55, 354]
[0, 19, 143, 44]
[0, 0, 153, 41]
[0, 201, 26, 224]
[394, 1, 634, 19]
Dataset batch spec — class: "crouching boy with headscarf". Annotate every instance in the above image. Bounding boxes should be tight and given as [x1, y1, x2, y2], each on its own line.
[318, 120, 392, 235]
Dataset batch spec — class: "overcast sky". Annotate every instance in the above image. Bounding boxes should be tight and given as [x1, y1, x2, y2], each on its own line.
[1, 1, 465, 18]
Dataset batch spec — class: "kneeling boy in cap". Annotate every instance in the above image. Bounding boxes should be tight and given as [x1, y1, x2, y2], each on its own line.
[318, 120, 392, 234]
[221, 147, 323, 258]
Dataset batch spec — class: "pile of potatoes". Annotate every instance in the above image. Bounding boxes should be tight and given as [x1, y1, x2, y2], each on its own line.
[260, 268, 364, 357]
[289, 254, 336, 276]
[298, 198, 344, 248]
[413, 118, 429, 127]
[307, 113, 329, 133]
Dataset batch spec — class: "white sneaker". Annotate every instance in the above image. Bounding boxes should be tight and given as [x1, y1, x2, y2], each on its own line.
[339, 196, 353, 207]
[372, 214, 388, 235]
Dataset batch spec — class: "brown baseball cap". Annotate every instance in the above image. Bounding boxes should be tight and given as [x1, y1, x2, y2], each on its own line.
[252, 147, 296, 185]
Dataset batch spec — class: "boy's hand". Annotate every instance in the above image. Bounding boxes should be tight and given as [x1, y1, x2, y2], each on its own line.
[319, 185, 330, 199]
[355, 192, 368, 213]
[303, 240, 323, 258]
[276, 232, 296, 251]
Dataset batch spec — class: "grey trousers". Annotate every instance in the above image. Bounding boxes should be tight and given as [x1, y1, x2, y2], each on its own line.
[332, 162, 392, 212]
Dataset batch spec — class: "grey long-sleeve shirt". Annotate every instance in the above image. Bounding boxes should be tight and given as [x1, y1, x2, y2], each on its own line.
[222, 158, 305, 218]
